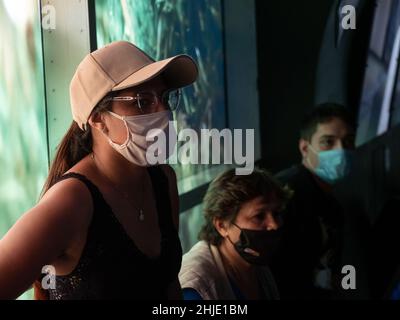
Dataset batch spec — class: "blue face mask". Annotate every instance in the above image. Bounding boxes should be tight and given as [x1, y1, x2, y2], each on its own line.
[308, 145, 354, 184]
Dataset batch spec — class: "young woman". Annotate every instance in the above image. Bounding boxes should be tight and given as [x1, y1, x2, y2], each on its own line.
[179, 168, 292, 300]
[0, 41, 198, 299]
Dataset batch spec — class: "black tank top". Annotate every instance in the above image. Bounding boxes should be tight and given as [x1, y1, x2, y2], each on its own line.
[44, 166, 182, 299]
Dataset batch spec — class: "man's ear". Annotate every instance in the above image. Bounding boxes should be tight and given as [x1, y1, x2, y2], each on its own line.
[299, 138, 309, 159]
[88, 112, 106, 133]
[213, 217, 228, 238]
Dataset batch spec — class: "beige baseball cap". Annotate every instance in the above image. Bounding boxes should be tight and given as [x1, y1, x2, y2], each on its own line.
[70, 41, 198, 130]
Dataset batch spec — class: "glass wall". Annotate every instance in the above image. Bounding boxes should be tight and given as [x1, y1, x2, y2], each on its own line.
[357, 0, 400, 145]
[179, 203, 205, 254]
[0, 0, 48, 299]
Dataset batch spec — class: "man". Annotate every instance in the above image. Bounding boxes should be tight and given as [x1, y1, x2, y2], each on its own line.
[271, 103, 356, 299]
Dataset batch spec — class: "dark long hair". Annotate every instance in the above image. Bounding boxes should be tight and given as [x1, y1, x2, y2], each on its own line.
[33, 96, 111, 300]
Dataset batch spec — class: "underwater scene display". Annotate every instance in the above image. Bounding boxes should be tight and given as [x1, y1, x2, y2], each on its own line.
[0, 0, 48, 299]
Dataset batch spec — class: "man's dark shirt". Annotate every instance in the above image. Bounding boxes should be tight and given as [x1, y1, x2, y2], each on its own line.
[271, 164, 344, 299]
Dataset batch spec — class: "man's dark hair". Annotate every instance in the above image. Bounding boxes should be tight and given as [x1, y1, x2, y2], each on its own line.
[300, 103, 357, 141]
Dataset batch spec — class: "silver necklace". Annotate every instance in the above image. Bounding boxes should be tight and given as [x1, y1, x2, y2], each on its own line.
[91, 153, 145, 222]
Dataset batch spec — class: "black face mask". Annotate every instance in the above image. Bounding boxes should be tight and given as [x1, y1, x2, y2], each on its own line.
[228, 223, 282, 266]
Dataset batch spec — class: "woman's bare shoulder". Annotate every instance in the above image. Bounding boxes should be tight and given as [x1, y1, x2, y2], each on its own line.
[39, 173, 94, 228]
[0, 169, 95, 299]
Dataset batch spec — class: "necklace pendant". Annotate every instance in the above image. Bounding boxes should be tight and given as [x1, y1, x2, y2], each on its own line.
[139, 209, 145, 222]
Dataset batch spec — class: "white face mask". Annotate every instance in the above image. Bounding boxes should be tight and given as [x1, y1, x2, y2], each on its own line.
[104, 110, 175, 166]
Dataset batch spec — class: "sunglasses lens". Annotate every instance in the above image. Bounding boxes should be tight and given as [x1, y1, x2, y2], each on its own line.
[166, 90, 181, 111]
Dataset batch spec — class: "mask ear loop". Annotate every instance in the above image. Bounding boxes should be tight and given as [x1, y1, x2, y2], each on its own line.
[102, 111, 130, 148]
[306, 143, 318, 169]
[230, 222, 251, 248]
[308, 143, 318, 154]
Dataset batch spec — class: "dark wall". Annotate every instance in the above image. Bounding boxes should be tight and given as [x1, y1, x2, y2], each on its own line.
[255, 0, 336, 173]
[255, 0, 376, 173]
[334, 123, 400, 298]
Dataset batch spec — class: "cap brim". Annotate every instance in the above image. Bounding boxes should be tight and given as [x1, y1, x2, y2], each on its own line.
[112, 54, 198, 92]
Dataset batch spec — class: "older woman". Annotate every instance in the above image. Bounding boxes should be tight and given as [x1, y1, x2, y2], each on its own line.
[179, 168, 292, 300]
[0, 41, 197, 299]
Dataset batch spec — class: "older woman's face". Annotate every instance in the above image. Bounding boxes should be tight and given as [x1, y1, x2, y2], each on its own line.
[103, 76, 170, 145]
[226, 195, 282, 242]
[236, 195, 282, 230]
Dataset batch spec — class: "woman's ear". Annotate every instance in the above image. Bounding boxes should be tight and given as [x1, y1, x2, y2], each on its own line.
[213, 217, 229, 238]
[88, 112, 107, 133]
